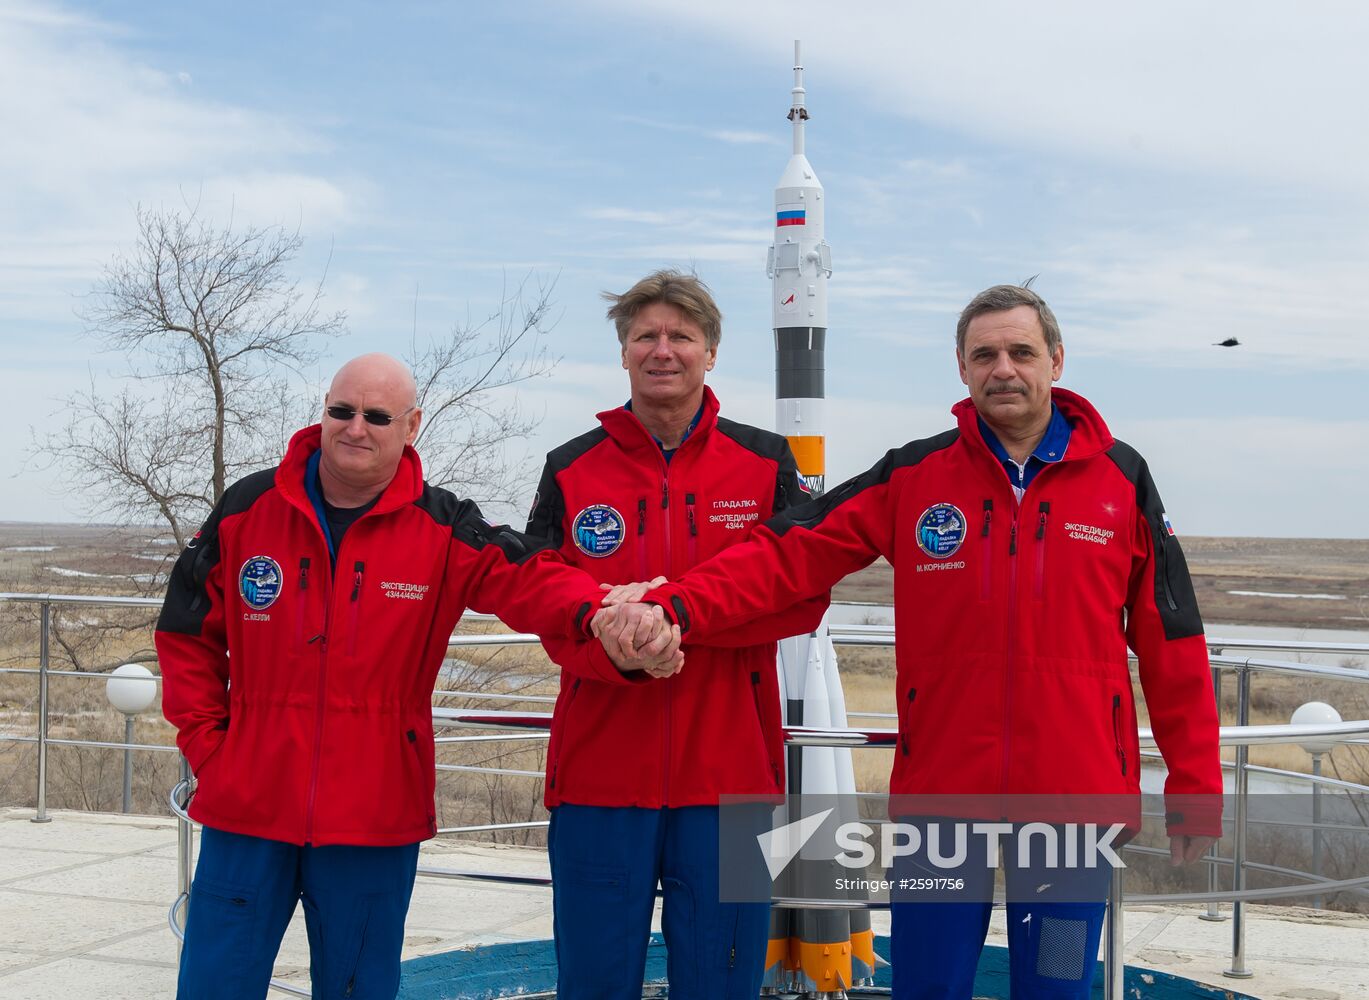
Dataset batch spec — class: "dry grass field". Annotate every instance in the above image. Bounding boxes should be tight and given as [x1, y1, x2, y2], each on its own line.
[834, 537, 1369, 630]
[3, 523, 1367, 873]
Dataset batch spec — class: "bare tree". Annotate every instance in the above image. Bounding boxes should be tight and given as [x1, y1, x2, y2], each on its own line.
[408, 272, 560, 512]
[40, 206, 343, 550]
[36, 207, 561, 561]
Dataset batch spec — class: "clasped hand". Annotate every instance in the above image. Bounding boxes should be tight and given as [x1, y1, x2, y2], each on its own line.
[588, 577, 682, 678]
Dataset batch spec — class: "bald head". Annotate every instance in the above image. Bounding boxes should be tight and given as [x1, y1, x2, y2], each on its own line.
[318, 353, 423, 507]
[328, 353, 417, 409]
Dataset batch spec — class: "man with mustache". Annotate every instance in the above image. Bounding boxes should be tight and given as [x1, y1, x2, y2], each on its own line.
[628, 283, 1222, 999]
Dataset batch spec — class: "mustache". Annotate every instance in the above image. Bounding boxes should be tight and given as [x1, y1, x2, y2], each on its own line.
[985, 383, 1027, 396]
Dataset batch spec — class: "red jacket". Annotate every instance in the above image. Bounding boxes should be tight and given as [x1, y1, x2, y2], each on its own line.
[156, 426, 601, 847]
[650, 389, 1222, 835]
[527, 387, 828, 808]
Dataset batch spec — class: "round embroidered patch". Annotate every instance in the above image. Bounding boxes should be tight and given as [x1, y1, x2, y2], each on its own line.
[571, 504, 625, 558]
[239, 556, 284, 609]
[915, 503, 967, 559]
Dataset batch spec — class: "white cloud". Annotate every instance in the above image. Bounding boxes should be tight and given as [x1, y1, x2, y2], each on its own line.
[709, 129, 780, 146]
[0, 0, 355, 349]
[586, 0, 1369, 193]
[1047, 227, 1369, 369]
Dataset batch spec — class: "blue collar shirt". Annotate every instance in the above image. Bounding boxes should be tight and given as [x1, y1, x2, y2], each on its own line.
[977, 403, 1073, 503]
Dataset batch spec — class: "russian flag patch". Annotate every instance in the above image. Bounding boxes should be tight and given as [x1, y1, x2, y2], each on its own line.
[776, 207, 806, 227]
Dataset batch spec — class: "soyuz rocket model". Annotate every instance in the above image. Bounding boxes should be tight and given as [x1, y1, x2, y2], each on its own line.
[768, 41, 832, 495]
[766, 42, 878, 996]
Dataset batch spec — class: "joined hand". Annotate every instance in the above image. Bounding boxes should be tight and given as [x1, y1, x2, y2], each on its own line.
[590, 601, 682, 678]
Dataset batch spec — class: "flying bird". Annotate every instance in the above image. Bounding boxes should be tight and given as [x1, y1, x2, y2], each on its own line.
[1213, 337, 1241, 347]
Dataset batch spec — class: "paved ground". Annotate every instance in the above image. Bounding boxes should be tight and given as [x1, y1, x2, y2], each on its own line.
[2, 807, 1366, 999]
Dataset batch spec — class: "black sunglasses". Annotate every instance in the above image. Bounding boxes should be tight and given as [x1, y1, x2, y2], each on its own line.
[325, 404, 415, 427]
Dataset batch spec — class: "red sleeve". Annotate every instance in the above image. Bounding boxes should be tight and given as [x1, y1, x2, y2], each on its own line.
[1125, 499, 1223, 837]
[688, 593, 830, 647]
[538, 635, 651, 686]
[649, 453, 901, 641]
[448, 518, 603, 638]
[155, 517, 232, 775]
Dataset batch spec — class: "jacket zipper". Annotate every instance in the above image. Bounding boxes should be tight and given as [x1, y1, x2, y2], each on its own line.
[1001, 506, 1019, 793]
[1112, 694, 1128, 776]
[750, 671, 782, 788]
[899, 687, 917, 757]
[980, 500, 993, 600]
[550, 678, 581, 791]
[1033, 501, 1050, 600]
[347, 560, 364, 656]
[303, 570, 333, 846]
[1156, 532, 1179, 611]
[660, 472, 674, 806]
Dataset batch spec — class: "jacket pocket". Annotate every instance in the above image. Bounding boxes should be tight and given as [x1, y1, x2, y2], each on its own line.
[979, 500, 994, 601]
[685, 492, 699, 566]
[636, 497, 650, 580]
[294, 557, 311, 646]
[1111, 694, 1128, 777]
[898, 687, 918, 757]
[750, 671, 782, 789]
[1033, 501, 1050, 600]
[346, 560, 365, 657]
[405, 728, 436, 836]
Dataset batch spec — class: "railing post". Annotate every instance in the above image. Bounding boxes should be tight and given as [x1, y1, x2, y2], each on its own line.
[1104, 863, 1124, 999]
[32, 599, 52, 824]
[1224, 663, 1254, 979]
[122, 715, 135, 814]
[176, 756, 194, 959]
[1312, 751, 1324, 910]
[1201, 664, 1226, 921]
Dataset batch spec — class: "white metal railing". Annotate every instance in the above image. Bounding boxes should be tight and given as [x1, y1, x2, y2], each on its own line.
[4, 591, 1369, 998]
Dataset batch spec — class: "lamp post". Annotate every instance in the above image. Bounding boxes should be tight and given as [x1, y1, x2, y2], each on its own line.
[1291, 700, 1342, 909]
[106, 664, 157, 814]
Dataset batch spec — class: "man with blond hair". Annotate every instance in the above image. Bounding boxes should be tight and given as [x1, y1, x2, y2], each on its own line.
[527, 270, 827, 999]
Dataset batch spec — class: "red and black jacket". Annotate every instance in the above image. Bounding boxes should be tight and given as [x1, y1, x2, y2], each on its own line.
[649, 389, 1222, 835]
[156, 425, 601, 847]
[527, 387, 828, 808]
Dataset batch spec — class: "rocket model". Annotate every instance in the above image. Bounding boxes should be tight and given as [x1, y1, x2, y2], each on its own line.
[766, 43, 878, 996]
[768, 41, 832, 495]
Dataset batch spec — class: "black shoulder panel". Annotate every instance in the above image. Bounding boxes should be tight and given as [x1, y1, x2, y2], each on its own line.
[157, 467, 279, 635]
[524, 428, 607, 544]
[1106, 441, 1204, 640]
[545, 427, 609, 474]
[714, 418, 791, 461]
[416, 483, 556, 566]
[770, 428, 960, 536]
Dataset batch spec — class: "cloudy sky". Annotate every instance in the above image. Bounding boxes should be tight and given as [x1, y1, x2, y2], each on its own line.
[4, 0, 1367, 536]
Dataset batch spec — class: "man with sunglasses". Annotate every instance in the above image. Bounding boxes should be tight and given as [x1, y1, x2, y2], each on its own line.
[156, 353, 678, 999]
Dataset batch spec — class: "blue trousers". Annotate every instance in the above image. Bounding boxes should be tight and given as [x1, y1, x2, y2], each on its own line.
[889, 820, 1112, 999]
[178, 826, 420, 1000]
[549, 805, 770, 1000]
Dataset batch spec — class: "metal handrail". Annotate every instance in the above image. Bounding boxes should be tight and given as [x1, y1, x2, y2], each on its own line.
[8, 590, 1369, 996]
